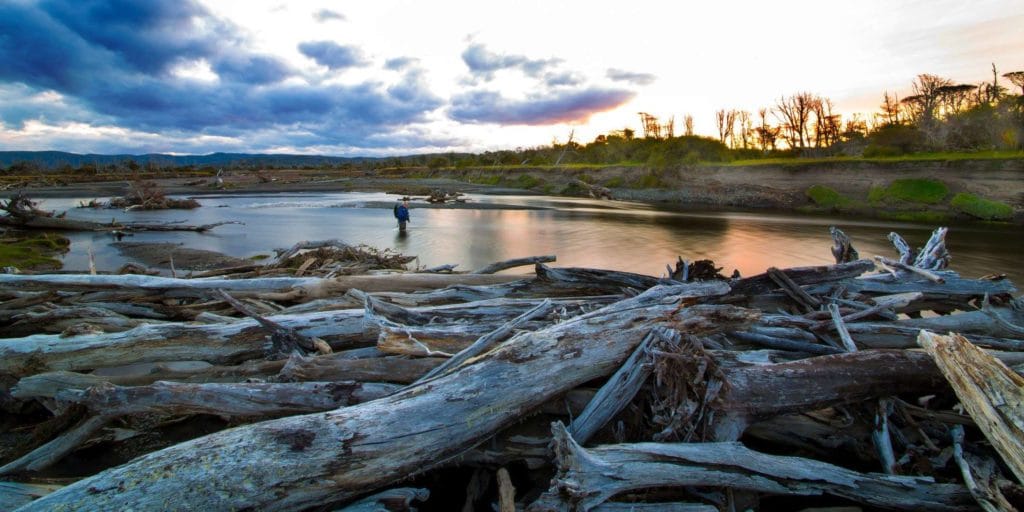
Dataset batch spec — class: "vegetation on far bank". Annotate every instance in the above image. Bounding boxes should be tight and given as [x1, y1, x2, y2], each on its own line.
[805, 177, 1015, 222]
[0, 232, 69, 270]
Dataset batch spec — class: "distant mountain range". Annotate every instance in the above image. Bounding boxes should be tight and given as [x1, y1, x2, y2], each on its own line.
[0, 151, 381, 169]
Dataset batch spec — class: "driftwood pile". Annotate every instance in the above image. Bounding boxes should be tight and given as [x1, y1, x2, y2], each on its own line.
[81, 180, 200, 211]
[0, 192, 235, 234]
[1, 227, 1023, 511]
[426, 189, 467, 203]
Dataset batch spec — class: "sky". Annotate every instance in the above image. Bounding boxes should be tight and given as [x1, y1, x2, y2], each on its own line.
[0, 0, 1022, 156]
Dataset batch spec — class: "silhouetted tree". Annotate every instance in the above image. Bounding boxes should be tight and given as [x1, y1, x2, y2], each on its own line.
[879, 91, 902, 125]
[1004, 71, 1024, 95]
[774, 92, 818, 149]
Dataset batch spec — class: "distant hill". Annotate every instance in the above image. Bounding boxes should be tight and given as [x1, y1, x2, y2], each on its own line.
[0, 151, 381, 169]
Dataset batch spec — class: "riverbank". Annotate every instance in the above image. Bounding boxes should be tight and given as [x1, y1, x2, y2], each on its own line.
[3, 158, 1022, 222]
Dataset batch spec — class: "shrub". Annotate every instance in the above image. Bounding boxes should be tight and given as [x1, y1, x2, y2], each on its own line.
[950, 193, 1014, 220]
[634, 172, 664, 188]
[884, 179, 948, 204]
[863, 145, 903, 158]
[516, 174, 542, 189]
[867, 185, 886, 204]
[603, 176, 625, 188]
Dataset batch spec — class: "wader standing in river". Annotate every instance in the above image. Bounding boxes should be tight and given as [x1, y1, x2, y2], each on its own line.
[394, 198, 410, 232]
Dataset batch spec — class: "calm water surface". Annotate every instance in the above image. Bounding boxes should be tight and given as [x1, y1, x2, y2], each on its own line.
[34, 192, 1024, 286]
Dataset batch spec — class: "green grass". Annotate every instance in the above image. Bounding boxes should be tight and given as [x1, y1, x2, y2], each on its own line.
[722, 150, 1024, 167]
[881, 178, 948, 204]
[950, 193, 1014, 220]
[0, 233, 70, 270]
[867, 185, 886, 204]
[805, 185, 855, 209]
[603, 176, 625, 188]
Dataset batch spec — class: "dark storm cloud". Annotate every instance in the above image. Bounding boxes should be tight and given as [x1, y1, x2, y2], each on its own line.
[313, 8, 346, 22]
[606, 69, 657, 86]
[42, 0, 228, 76]
[449, 88, 635, 125]
[298, 41, 368, 70]
[461, 43, 559, 80]
[0, 0, 445, 152]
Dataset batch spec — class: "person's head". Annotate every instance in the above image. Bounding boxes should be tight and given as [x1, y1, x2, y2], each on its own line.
[402, 198, 409, 206]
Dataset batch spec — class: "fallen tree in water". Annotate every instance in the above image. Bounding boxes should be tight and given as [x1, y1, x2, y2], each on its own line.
[2, 226, 1024, 511]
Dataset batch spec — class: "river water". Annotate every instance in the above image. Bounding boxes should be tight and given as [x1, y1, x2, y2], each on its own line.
[34, 192, 1024, 287]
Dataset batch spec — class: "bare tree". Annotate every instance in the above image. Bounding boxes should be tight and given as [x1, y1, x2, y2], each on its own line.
[754, 108, 780, 152]
[683, 114, 694, 137]
[904, 74, 953, 126]
[715, 109, 737, 147]
[737, 110, 752, 149]
[812, 98, 841, 148]
[638, 112, 661, 139]
[773, 93, 818, 150]
[879, 91, 902, 125]
[1003, 71, 1024, 95]
[842, 114, 868, 141]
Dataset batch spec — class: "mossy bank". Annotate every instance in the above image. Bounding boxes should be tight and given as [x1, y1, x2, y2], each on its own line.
[417, 158, 1023, 222]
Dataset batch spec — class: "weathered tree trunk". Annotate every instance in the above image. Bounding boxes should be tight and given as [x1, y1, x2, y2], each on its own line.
[0, 381, 400, 476]
[528, 422, 974, 511]
[0, 272, 525, 299]
[475, 255, 556, 274]
[919, 331, 1024, 483]
[21, 283, 744, 511]
[1, 296, 600, 376]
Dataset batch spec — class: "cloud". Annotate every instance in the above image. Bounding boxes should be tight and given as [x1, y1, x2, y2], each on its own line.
[461, 43, 559, 80]
[313, 9, 346, 22]
[298, 41, 368, 70]
[385, 57, 419, 71]
[0, 1, 445, 154]
[544, 71, 585, 87]
[607, 69, 657, 86]
[449, 88, 635, 125]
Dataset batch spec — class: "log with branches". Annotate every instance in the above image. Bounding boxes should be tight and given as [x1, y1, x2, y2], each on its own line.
[2, 226, 1024, 511]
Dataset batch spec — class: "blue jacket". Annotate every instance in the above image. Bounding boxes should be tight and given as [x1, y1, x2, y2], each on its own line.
[395, 204, 410, 222]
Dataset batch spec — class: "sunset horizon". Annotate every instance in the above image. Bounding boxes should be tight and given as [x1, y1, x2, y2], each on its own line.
[1, 0, 1022, 156]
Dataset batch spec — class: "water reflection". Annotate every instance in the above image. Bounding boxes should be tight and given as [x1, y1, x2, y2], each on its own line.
[40, 192, 1024, 287]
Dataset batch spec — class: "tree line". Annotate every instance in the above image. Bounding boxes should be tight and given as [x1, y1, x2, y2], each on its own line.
[3, 65, 1023, 175]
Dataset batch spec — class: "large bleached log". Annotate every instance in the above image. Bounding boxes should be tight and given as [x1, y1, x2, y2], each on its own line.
[528, 423, 974, 512]
[0, 381, 401, 476]
[846, 309, 1024, 350]
[474, 255, 556, 274]
[57, 380, 400, 418]
[919, 331, 1024, 483]
[0, 297, 592, 376]
[10, 360, 290, 399]
[22, 283, 744, 511]
[0, 272, 525, 299]
[0, 309, 367, 376]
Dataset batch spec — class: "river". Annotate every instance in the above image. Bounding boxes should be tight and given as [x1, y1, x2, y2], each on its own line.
[34, 192, 1024, 286]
